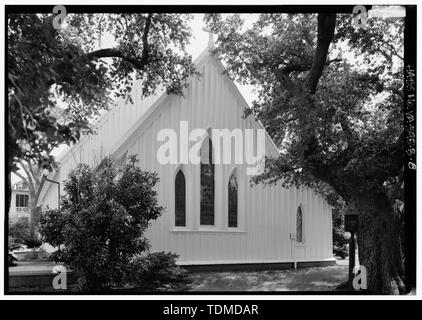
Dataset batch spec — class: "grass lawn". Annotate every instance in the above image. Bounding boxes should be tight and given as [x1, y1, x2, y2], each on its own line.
[189, 265, 348, 292]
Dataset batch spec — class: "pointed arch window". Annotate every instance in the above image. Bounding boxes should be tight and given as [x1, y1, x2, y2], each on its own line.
[200, 134, 214, 225]
[296, 206, 303, 243]
[175, 169, 186, 226]
[228, 172, 238, 228]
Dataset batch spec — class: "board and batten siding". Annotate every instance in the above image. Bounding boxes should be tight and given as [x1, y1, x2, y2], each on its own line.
[39, 50, 333, 265]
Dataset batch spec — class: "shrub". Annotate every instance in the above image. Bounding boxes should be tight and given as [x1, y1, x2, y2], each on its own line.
[127, 252, 191, 291]
[40, 156, 176, 292]
[8, 253, 17, 267]
[9, 218, 42, 248]
[8, 236, 20, 251]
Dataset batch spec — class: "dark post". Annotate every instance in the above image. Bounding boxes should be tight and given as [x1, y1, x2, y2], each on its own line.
[348, 232, 356, 289]
[345, 214, 359, 290]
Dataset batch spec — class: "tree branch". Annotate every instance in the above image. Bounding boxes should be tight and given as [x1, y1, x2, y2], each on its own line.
[12, 170, 28, 185]
[326, 57, 342, 65]
[86, 48, 146, 70]
[141, 13, 152, 62]
[281, 57, 341, 74]
[18, 160, 36, 195]
[276, 53, 341, 96]
[372, 32, 404, 61]
[86, 14, 153, 71]
[27, 161, 42, 187]
[274, 70, 303, 96]
[282, 63, 312, 74]
[303, 13, 337, 94]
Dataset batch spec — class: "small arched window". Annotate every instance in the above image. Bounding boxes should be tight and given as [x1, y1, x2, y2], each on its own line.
[228, 172, 238, 228]
[175, 169, 186, 226]
[200, 134, 214, 225]
[296, 206, 303, 243]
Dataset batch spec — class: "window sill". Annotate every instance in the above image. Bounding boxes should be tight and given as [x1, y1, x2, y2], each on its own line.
[171, 227, 191, 232]
[170, 228, 246, 234]
[198, 225, 218, 232]
[295, 242, 308, 247]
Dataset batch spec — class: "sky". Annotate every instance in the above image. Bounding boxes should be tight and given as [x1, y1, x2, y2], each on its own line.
[187, 14, 258, 105]
[188, 14, 259, 105]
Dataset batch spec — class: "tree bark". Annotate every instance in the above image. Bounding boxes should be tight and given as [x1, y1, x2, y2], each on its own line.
[13, 164, 42, 242]
[349, 190, 405, 294]
[290, 13, 405, 294]
[303, 13, 337, 94]
[28, 191, 41, 240]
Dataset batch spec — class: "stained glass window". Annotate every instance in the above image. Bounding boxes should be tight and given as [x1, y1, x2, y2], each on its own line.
[175, 169, 186, 226]
[228, 173, 238, 228]
[296, 206, 303, 243]
[200, 136, 214, 225]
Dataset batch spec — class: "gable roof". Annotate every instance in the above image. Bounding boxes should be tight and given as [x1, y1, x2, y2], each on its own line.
[111, 48, 280, 159]
[55, 85, 164, 166]
[37, 47, 281, 206]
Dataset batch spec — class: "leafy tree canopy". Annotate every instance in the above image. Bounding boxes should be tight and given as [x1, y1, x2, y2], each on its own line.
[205, 13, 405, 293]
[8, 13, 196, 172]
[205, 13, 403, 203]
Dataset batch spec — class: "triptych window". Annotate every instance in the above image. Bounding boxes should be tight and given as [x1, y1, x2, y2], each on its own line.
[174, 132, 239, 229]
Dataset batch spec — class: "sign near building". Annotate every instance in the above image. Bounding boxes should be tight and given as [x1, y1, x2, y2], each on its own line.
[345, 214, 359, 233]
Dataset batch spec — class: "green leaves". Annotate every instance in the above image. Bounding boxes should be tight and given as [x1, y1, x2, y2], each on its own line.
[8, 13, 196, 173]
[127, 252, 191, 291]
[207, 13, 404, 200]
[39, 155, 165, 291]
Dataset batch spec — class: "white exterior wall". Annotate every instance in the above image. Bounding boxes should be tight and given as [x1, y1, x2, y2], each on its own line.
[40, 51, 333, 265]
[38, 80, 162, 205]
[9, 190, 31, 223]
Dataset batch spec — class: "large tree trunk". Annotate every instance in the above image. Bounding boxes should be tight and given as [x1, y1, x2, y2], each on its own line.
[28, 191, 41, 241]
[350, 190, 405, 294]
